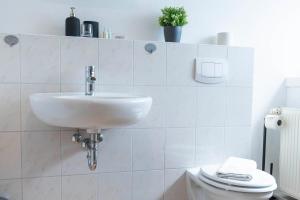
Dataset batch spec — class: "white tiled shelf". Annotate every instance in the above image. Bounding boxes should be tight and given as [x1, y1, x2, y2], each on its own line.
[0, 33, 254, 200]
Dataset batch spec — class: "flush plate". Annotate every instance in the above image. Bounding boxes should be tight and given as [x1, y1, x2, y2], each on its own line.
[195, 58, 228, 84]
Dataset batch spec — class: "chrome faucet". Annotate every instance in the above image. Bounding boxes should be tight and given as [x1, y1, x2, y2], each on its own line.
[85, 66, 96, 96]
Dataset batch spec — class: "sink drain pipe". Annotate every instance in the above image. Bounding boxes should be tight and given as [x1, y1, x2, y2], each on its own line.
[72, 129, 103, 171]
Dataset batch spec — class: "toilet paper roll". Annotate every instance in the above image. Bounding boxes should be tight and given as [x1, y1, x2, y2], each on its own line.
[217, 32, 231, 45]
[264, 114, 283, 130]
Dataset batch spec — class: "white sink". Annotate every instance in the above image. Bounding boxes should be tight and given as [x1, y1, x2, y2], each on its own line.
[30, 92, 152, 129]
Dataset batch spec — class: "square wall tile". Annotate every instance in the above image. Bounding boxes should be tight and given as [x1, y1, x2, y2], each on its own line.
[132, 170, 164, 200]
[61, 132, 97, 175]
[165, 87, 197, 127]
[195, 127, 225, 165]
[21, 35, 60, 83]
[61, 84, 85, 93]
[22, 132, 61, 178]
[99, 85, 133, 93]
[100, 39, 133, 85]
[99, 129, 132, 172]
[21, 84, 60, 131]
[132, 128, 165, 170]
[0, 34, 20, 83]
[0, 133, 21, 179]
[198, 45, 228, 58]
[226, 87, 253, 126]
[286, 88, 300, 107]
[0, 84, 20, 132]
[167, 43, 197, 86]
[227, 47, 254, 86]
[61, 37, 98, 84]
[197, 87, 226, 127]
[99, 172, 132, 200]
[23, 177, 61, 200]
[164, 169, 188, 200]
[134, 40, 166, 85]
[225, 126, 252, 159]
[130, 86, 165, 128]
[62, 174, 97, 200]
[165, 128, 195, 168]
[0, 179, 22, 200]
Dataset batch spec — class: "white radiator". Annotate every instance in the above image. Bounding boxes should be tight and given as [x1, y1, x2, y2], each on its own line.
[279, 108, 300, 199]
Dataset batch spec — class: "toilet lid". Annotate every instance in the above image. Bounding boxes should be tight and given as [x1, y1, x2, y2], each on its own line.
[200, 165, 276, 189]
[197, 171, 277, 193]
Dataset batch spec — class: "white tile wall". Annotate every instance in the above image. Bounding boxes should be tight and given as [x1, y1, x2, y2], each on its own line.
[134, 40, 166, 85]
[0, 34, 20, 83]
[226, 87, 253, 126]
[227, 47, 254, 86]
[0, 179, 22, 200]
[198, 45, 227, 59]
[285, 78, 300, 108]
[20, 35, 60, 84]
[61, 37, 98, 84]
[99, 172, 132, 200]
[167, 43, 197, 86]
[62, 174, 98, 200]
[165, 87, 197, 127]
[165, 128, 196, 168]
[0, 84, 20, 131]
[21, 132, 61, 178]
[132, 170, 164, 200]
[195, 127, 225, 165]
[0, 133, 21, 179]
[132, 128, 165, 170]
[98, 129, 132, 172]
[99, 39, 133, 85]
[197, 87, 226, 127]
[22, 177, 61, 200]
[225, 126, 252, 158]
[0, 34, 254, 200]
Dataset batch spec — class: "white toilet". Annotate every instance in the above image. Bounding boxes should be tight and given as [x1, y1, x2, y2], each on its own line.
[186, 165, 277, 200]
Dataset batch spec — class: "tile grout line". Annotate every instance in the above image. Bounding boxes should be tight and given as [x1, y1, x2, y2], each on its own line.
[194, 44, 200, 167]
[163, 127, 166, 200]
[132, 40, 135, 87]
[131, 131, 133, 200]
[59, 37, 63, 200]
[224, 46, 229, 158]
[18, 34, 24, 200]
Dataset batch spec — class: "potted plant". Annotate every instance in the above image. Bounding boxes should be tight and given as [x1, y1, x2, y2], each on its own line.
[159, 6, 188, 42]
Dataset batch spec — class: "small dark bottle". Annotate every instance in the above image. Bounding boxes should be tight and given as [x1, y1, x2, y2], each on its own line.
[65, 7, 80, 37]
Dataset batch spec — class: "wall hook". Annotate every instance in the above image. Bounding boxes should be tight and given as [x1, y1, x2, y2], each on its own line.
[145, 43, 156, 54]
[4, 35, 19, 47]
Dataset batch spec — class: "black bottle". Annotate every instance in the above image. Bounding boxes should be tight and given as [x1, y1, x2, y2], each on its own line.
[65, 7, 80, 37]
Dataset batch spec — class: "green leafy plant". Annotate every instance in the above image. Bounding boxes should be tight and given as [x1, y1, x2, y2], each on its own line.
[159, 7, 188, 27]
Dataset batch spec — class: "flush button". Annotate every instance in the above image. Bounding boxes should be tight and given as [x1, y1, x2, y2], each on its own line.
[195, 58, 228, 84]
[214, 63, 223, 77]
[201, 62, 215, 77]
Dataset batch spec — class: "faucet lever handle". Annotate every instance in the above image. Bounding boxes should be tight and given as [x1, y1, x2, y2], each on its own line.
[90, 77, 96, 81]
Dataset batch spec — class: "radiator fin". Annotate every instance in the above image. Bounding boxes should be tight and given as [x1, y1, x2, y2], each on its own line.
[280, 108, 300, 199]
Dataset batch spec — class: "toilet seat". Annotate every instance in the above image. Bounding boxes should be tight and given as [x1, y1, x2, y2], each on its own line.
[187, 166, 277, 193]
[200, 165, 276, 188]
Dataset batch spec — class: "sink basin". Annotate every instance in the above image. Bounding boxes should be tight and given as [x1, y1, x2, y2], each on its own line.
[30, 92, 152, 129]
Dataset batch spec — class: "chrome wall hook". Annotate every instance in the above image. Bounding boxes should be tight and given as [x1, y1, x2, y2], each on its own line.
[4, 35, 19, 47]
[144, 43, 156, 54]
